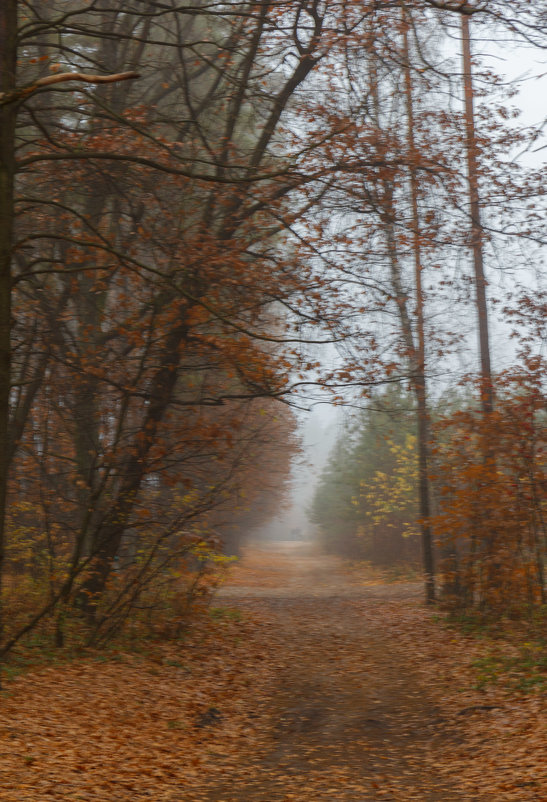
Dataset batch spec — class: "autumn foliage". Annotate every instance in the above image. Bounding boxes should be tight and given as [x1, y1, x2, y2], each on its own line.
[0, 0, 545, 667]
[432, 357, 546, 617]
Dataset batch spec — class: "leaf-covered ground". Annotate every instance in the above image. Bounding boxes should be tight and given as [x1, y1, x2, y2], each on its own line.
[0, 542, 545, 800]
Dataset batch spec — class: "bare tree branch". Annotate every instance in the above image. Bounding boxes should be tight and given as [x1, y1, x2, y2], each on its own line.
[0, 71, 140, 106]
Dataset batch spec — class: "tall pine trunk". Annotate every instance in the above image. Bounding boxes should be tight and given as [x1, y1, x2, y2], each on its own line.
[461, 17, 498, 605]
[370, 39, 435, 602]
[402, 15, 435, 603]
[461, 15, 493, 414]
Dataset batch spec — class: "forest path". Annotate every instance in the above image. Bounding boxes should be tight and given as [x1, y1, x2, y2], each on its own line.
[5, 541, 535, 801]
[198, 541, 466, 801]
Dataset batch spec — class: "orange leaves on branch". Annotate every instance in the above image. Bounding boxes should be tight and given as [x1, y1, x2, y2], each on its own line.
[431, 366, 546, 616]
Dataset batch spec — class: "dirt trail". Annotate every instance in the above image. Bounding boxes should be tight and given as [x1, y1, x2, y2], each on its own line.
[197, 541, 467, 801]
[2, 540, 543, 801]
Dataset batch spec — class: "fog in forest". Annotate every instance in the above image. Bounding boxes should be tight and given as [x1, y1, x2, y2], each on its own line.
[252, 404, 341, 545]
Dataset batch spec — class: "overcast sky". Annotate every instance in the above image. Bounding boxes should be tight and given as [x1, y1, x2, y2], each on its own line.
[256, 29, 547, 543]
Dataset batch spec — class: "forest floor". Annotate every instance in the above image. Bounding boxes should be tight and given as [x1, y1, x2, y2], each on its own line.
[0, 541, 545, 801]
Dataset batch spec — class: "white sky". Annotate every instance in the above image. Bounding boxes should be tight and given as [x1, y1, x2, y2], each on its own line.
[256, 27, 547, 541]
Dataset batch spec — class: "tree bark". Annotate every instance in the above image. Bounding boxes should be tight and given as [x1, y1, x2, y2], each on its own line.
[461, 17, 498, 600]
[370, 35, 435, 603]
[0, 0, 17, 666]
[461, 15, 493, 414]
[402, 15, 435, 603]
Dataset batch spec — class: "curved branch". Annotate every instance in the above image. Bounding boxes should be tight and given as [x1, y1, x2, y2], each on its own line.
[0, 71, 140, 107]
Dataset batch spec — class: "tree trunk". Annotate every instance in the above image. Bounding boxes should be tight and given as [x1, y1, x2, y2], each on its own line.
[402, 16, 435, 604]
[0, 0, 17, 666]
[75, 319, 188, 623]
[370, 40, 435, 603]
[461, 15, 493, 415]
[461, 16, 500, 599]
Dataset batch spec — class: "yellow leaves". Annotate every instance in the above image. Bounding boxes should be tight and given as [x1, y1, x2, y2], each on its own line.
[180, 488, 199, 506]
[358, 432, 419, 540]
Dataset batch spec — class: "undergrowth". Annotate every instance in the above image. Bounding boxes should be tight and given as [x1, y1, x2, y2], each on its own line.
[0, 554, 240, 684]
[440, 606, 547, 694]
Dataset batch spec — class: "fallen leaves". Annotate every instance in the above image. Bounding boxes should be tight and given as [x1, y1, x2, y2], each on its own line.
[0, 542, 545, 801]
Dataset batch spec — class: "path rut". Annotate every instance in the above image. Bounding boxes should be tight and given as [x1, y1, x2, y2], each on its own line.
[192, 542, 469, 802]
